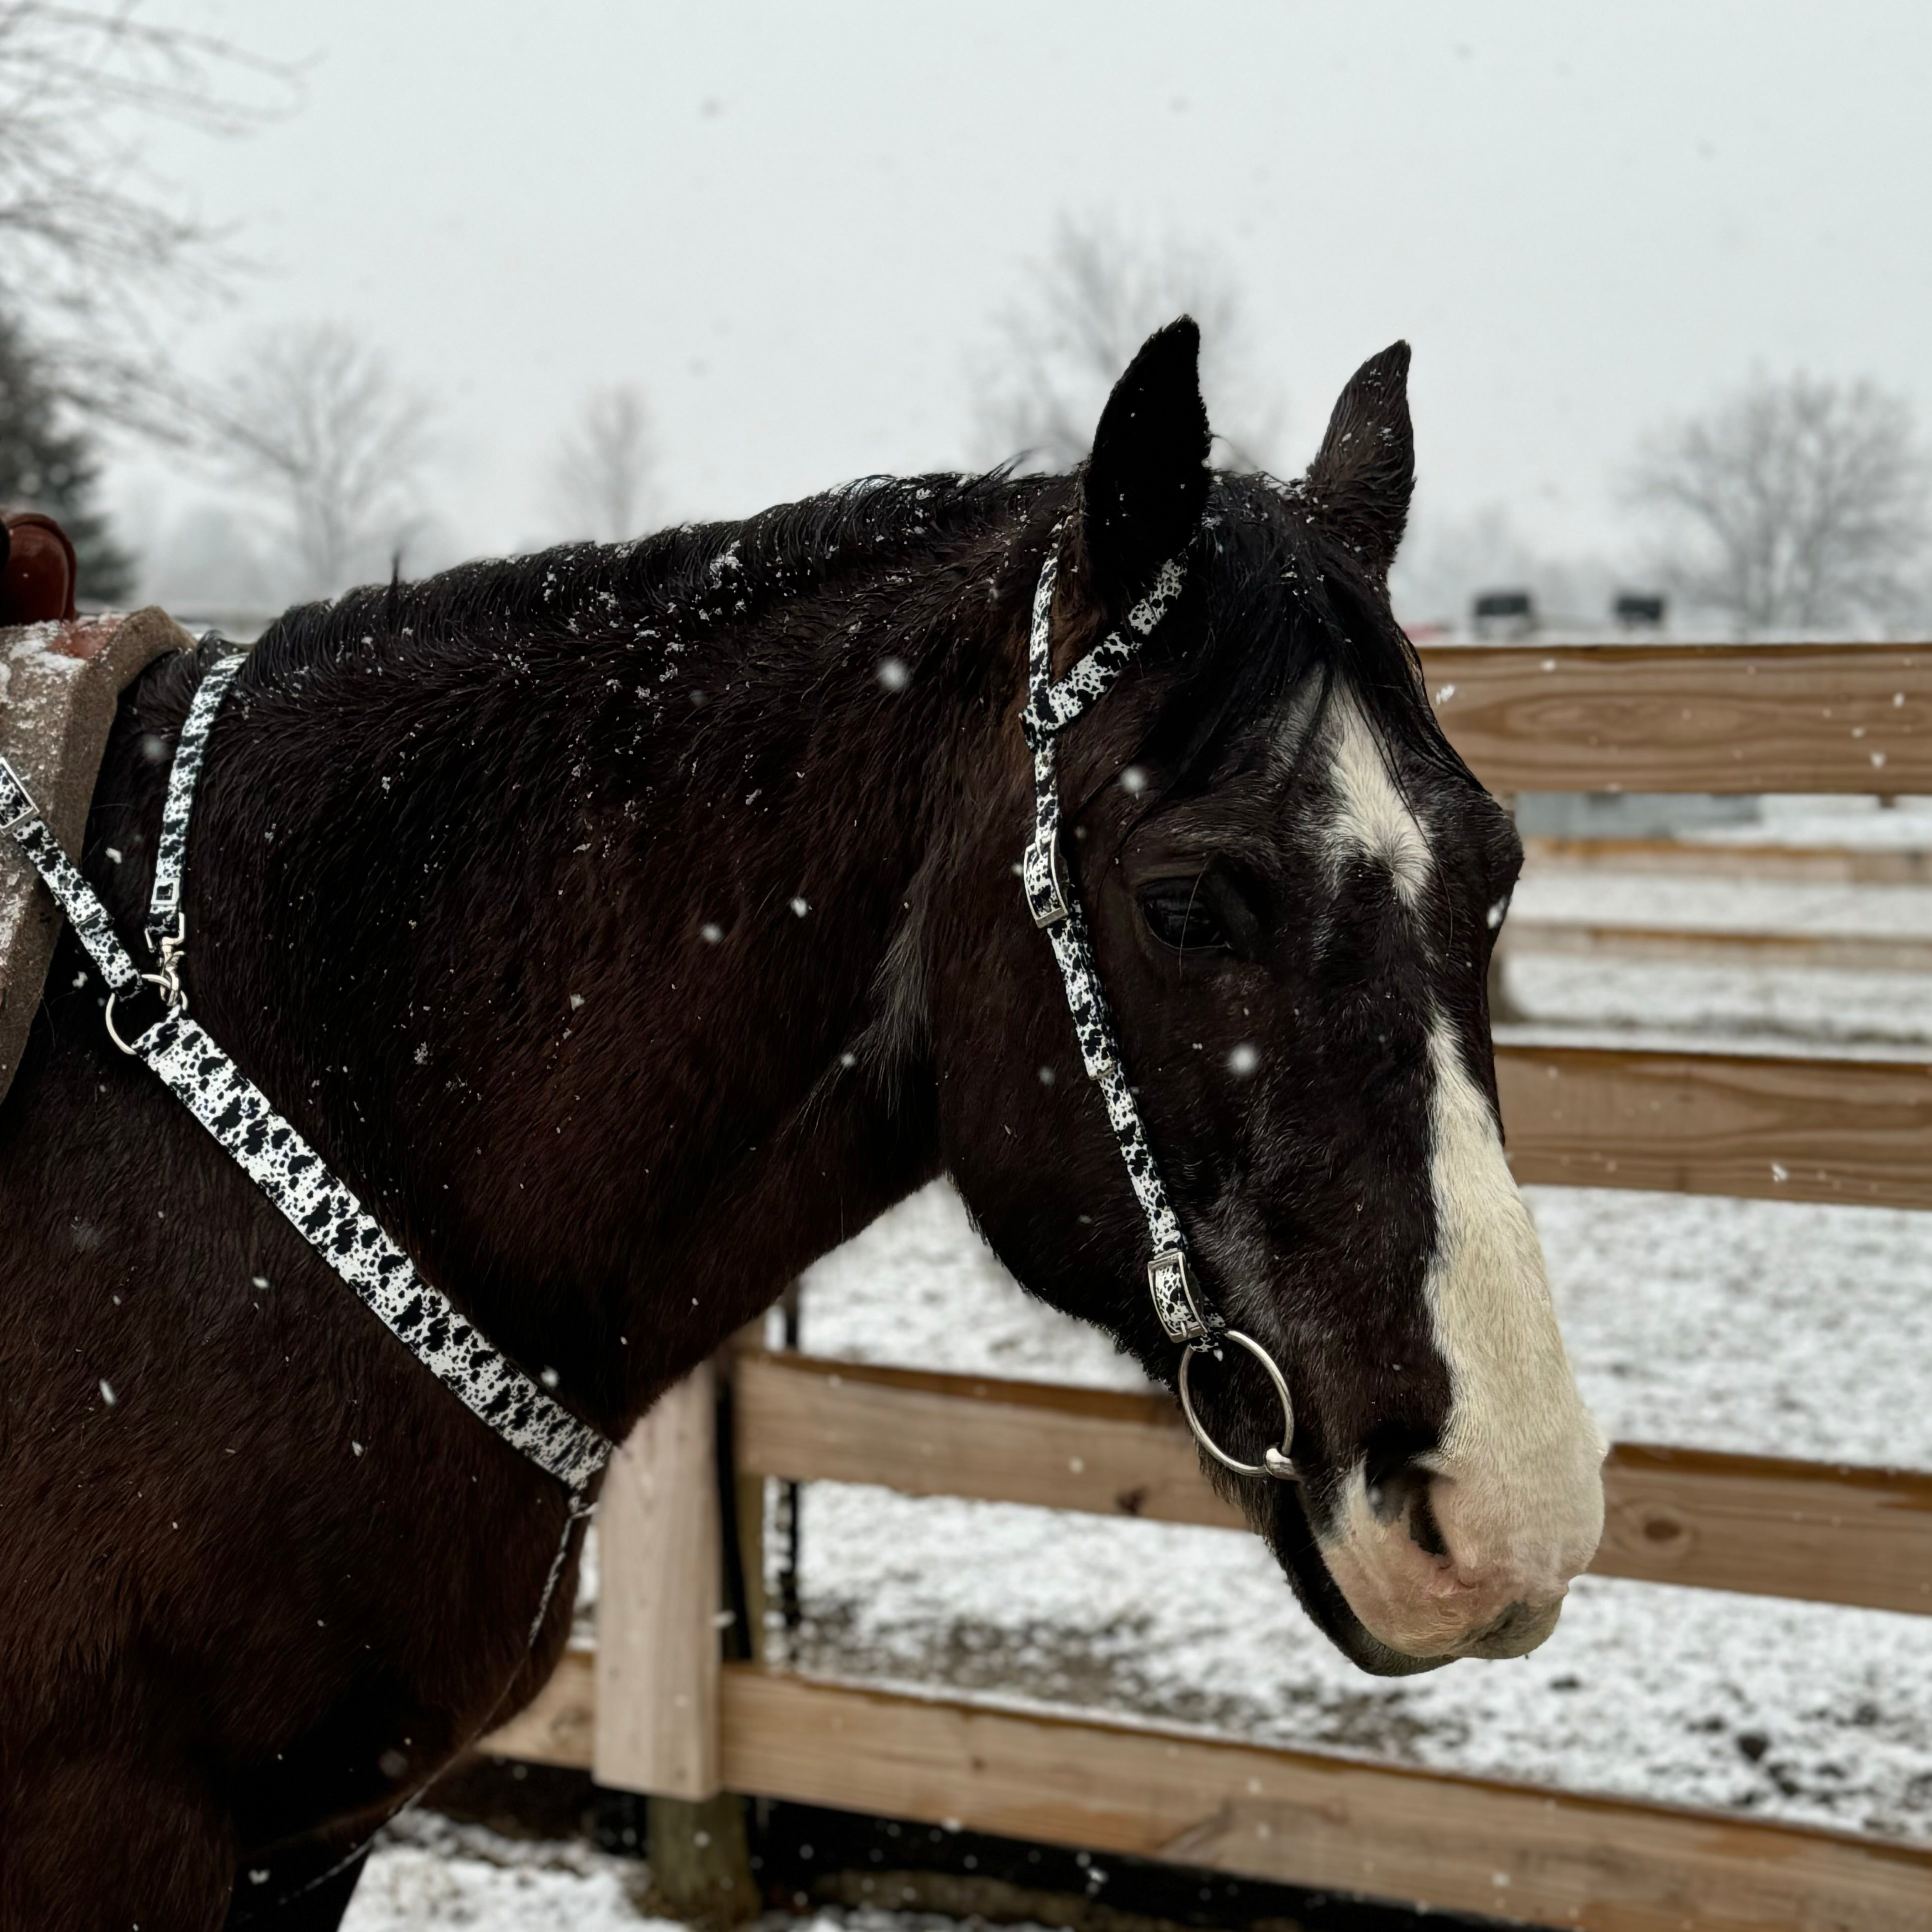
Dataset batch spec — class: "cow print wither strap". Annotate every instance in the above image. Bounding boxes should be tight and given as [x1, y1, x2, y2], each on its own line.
[1021, 539, 1298, 1481]
[0, 662, 612, 1502]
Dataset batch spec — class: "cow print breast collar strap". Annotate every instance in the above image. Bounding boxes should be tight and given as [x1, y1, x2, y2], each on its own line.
[0, 645, 611, 1507]
[1020, 534, 1297, 1483]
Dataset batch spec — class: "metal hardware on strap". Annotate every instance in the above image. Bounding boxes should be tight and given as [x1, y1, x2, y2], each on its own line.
[1148, 1248, 1211, 1343]
[1178, 1331, 1299, 1481]
[0, 756, 41, 839]
[1021, 832, 1069, 928]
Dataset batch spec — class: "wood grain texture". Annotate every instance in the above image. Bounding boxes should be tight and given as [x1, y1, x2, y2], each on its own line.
[719, 1667, 1932, 1932]
[735, 1351, 1234, 1529]
[1504, 921, 1932, 973]
[478, 1643, 596, 1766]
[1496, 1042, 1932, 1209]
[1523, 836, 1932, 886]
[1600, 1445, 1932, 1614]
[733, 1352, 1932, 1615]
[1416, 642, 1932, 794]
[592, 1364, 722, 1799]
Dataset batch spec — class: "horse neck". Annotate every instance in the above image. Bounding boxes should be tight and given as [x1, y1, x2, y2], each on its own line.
[172, 538, 1028, 1435]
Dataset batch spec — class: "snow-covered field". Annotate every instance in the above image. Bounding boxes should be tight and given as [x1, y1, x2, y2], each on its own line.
[347, 1816, 663, 1931]
[344, 1816, 1012, 1932]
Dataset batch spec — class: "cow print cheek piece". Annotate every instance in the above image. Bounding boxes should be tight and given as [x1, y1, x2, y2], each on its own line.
[1019, 543, 1219, 1348]
[1019, 542, 1300, 1488]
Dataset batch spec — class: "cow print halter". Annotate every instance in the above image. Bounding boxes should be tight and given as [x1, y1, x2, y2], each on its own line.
[1020, 538, 1297, 1481]
[0, 647, 612, 1546]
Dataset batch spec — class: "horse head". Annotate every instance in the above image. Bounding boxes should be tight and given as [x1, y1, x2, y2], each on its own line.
[933, 320, 1606, 1675]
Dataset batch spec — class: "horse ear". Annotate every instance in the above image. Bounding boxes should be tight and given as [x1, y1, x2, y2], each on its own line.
[1081, 317, 1211, 609]
[1304, 341, 1414, 583]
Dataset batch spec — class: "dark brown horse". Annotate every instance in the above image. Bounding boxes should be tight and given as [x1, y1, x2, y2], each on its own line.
[0, 322, 1604, 1930]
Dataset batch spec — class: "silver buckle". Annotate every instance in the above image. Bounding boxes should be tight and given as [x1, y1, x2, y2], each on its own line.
[1178, 1329, 1298, 1481]
[1021, 832, 1069, 928]
[1147, 1248, 1209, 1341]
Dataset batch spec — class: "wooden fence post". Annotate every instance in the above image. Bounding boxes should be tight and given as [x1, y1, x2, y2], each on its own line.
[593, 1355, 760, 1924]
[595, 1361, 722, 1799]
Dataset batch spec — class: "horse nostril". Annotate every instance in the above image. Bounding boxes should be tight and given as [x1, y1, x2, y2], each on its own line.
[1406, 1478, 1448, 1558]
[1364, 1458, 1448, 1557]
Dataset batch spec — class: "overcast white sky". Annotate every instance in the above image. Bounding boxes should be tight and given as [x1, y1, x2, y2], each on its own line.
[113, 0, 1932, 598]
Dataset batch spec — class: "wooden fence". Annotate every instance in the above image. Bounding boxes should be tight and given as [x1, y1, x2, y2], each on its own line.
[485, 642, 1932, 1932]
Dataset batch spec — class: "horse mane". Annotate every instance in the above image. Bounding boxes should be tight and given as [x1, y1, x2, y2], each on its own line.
[239, 462, 1469, 813]
[246, 468, 1046, 683]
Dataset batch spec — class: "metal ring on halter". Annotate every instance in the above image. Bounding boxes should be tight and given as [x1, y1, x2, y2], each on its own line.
[103, 976, 171, 1057]
[1178, 1329, 1298, 1481]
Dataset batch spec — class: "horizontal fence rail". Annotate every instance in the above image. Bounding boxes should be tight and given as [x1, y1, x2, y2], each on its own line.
[482, 1656, 1932, 1932]
[731, 1352, 1932, 1617]
[1522, 837, 1932, 886]
[1495, 1042, 1932, 1209]
[1415, 643, 1932, 794]
[719, 1670, 1932, 1932]
[1506, 919, 1932, 974]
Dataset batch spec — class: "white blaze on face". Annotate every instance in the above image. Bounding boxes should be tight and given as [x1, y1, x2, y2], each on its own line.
[1319, 1016, 1608, 1660]
[1306, 688, 1607, 1660]
[1419, 1019, 1607, 1591]
[1322, 689, 1431, 908]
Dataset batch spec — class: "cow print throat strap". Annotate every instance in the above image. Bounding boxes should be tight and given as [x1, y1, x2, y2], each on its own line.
[1021, 539, 1297, 1482]
[0, 652, 612, 1505]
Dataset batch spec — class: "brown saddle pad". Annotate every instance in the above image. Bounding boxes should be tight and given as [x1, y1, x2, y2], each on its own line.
[0, 608, 196, 1104]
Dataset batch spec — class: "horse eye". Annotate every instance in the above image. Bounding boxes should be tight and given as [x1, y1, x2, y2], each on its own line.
[1139, 878, 1231, 953]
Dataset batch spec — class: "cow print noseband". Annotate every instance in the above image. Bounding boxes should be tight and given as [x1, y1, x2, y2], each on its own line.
[1020, 536, 1298, 1482]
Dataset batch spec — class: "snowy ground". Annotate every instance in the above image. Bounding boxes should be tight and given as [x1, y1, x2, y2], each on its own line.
[344, 1816, 1016, 1932]
[347, 1815, 663, 1931]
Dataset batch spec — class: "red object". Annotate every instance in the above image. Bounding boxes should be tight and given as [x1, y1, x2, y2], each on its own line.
[0, 511, 79, 625]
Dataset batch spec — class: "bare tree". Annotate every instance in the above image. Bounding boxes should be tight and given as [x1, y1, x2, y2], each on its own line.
[552, 385, 655, 541]
[1630, 374, 1932, 633]
[213, 323, 434, 598]
[970, 215, 1281, 473]
[0, 2, 291, 429]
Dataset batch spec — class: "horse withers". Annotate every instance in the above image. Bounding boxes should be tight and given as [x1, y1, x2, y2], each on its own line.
[0, 320, 1604, 1930]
